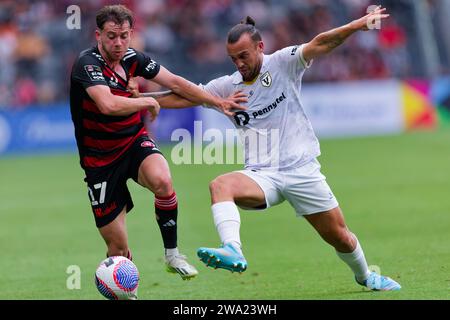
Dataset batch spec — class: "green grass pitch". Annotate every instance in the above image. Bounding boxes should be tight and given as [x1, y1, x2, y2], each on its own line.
[0, 129, 449, 300]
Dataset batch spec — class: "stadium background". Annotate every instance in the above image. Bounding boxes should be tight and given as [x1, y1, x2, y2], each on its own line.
[0, 0, 449, 300]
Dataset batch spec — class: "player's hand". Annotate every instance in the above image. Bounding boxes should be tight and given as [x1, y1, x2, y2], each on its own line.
[228, 90, 248, 104]
[146, 97, 160, 121]
[351, 6, 389, 31]
[215, 91, 248, 117]
[127, 75, 140, 98]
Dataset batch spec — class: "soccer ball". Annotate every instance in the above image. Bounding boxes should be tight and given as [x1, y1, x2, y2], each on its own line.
[94, 256, 140, 300]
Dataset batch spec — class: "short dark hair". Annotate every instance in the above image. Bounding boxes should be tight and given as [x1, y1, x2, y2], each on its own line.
[227, 16, 262, 44]
[96, 5, 134, 30]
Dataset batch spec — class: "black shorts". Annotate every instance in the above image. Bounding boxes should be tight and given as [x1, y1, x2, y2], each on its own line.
[83, 135, 162, 228]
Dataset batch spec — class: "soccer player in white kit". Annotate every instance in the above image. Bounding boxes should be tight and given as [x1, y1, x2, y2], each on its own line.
[133, 6, 400, 291]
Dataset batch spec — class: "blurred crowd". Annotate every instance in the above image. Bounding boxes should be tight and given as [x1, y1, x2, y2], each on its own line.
[0, 0, 430, 108]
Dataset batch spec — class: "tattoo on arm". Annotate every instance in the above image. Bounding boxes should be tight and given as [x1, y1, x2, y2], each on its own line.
[317, 29, 346, 49]
[325, 35, 344, 49]
[316, 25, 354, 52]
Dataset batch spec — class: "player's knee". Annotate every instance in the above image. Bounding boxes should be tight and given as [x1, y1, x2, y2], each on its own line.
[151, 174, 173, 197]
[209, 176, 232, 197]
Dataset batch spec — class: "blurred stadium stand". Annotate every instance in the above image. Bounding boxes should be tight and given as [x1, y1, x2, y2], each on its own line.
[1, 0, 450, 109]
[0, 0, 449, 156]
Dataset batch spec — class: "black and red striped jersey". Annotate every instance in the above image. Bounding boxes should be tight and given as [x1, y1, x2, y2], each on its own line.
[70, 46, 160, 169]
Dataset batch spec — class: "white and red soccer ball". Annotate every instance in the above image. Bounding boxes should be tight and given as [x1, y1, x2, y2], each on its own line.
[95, 256, 140, 300]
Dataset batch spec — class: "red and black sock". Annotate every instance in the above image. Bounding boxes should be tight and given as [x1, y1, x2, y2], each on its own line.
[155, 191, 178, 249]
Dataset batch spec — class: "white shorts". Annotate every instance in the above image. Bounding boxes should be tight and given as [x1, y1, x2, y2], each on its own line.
[236, 158, 339, 216]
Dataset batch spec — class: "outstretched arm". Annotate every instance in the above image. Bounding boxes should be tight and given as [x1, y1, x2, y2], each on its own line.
[303, 6, 389, 62]
[150, 66, 246, 116]
[127, 77, 247, 114]
[156, 93, 197, 109]
[154, 91, 247, 112]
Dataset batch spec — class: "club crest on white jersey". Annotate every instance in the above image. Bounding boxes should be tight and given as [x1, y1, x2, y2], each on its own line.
[260, 71, 272, 87]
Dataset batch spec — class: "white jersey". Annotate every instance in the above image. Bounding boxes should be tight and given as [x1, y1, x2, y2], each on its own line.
[202, 44, 320, 171]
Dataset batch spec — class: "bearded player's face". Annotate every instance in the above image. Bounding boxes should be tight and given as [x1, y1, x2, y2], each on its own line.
[227, 33, 264, 82]
[96, 21, 132, 62]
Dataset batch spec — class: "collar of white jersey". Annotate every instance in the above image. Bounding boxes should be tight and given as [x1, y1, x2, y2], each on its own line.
[232, 54, 269, 85]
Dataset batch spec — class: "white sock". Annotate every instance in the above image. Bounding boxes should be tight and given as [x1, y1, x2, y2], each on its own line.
[336, 237, 371, 282]
[165, 248, 179, 257]
[212, 201, 242, 255]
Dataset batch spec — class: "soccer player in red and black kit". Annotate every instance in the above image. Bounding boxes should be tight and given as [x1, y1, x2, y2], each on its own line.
[70, 5, 244, 280]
